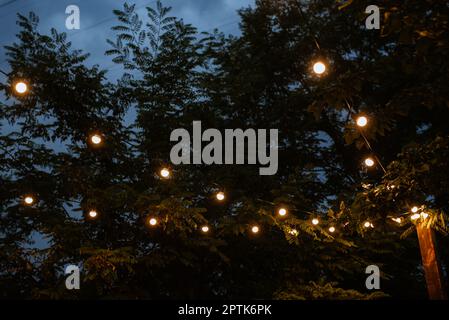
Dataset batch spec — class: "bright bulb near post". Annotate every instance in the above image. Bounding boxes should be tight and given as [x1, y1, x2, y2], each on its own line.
[14, 81, 28, 94]
[278, 208, 287, 217]
[392, 217, 403, 224]
[313, 61, 326, 75]
[364, 158, 375, 167]
[356, 116, 368, 127]
[289, 229, 299, 236]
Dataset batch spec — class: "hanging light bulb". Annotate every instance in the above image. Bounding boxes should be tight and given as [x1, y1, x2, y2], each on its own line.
[201, 226, 210, 233]
[356, 116, 368, 127]
[364, 158, 375, 167]
[421, 212, 429, 219]
[278, 208, 287, 217]
[411, 206, 419, 213]
[160, 168, 170, 179]
[14, 81, 28, 94]
[312, 218, 320, 225]
[313, 61, 326, 75]
[148, 217, 158, 226]
[23, 196, 35, 206]
[90, 134, 103, 145]
[328, 226, 336, 233]
[392, 217, 403, 224]
[216, 192, 225, 201]
[411, 213, 421, 221]
[364, 221, 371, 228]
[251, 226, 260, 234]
[289, 229, 299, 236]
[88, 210, 98, 219]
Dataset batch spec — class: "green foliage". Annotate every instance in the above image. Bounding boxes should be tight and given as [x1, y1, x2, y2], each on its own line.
[274, 280, 388, 300]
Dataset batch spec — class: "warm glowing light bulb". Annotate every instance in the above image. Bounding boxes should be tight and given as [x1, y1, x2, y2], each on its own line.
[356, 116, 368, 127]
[364, 221, 371, 228]
[329, 226, 336, 233]
[24, 196, 34, 205]
[160, 168, 170, 178]
[216, 192, 225, 201]
[149, 218, 158, 226]
[251, 226, 260, 234]
[14, 81, 28, 94]
[88, 210, 98, 218]
[392, 217, 403, 224]
[313, 61, 326, 75]
[411, 206, 419, 213]
[278, 208, 287, 217]
[90, 134, 102, 145]
[411, 214, 420, 221]
[289, 229, 299, 236]
[421, 212, 429, 219]
[312, 218, 320, 225]
[201, 226, 210, 233]
[364, 158, 375, 167]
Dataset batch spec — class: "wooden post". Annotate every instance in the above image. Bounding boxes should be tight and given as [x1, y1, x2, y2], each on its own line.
[416, 224, 447, 300]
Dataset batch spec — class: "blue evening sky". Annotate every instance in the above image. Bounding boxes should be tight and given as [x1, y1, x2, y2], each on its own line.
[0, 0, 254, 78]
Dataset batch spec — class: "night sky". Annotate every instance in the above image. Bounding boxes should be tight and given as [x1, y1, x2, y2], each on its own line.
[0, 0, 254, 79]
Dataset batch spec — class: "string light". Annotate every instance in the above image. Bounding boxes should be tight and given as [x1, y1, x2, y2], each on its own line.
[160, 168, 170, 179]
[3, 69, 427, 243]
[88, 210, 98, 219]
[90, 134, 103, 145]
[312, 61, 326, 75]
[364, 158, 375, 167]
[356, 116, 368, 127]
[14, 81, 28, 94]
[148, 217, 158, 226]
[216, 192, 225, 201]
[392, 217, 403, 224]
[23, 196, 34, 206]
[278, 208, 287, 217]
[421, 212, 429, 219]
